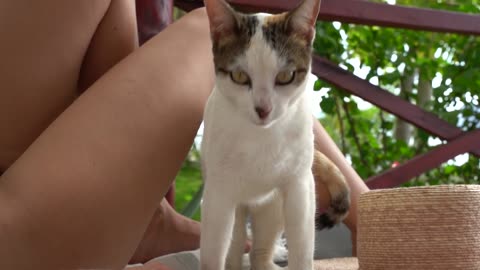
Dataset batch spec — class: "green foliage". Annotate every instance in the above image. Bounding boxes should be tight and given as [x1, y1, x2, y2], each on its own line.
[174, 160, 203, 221]
[314, 0, 479, 185]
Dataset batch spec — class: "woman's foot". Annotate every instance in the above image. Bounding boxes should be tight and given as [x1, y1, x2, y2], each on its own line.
[129, 199, 201, 264]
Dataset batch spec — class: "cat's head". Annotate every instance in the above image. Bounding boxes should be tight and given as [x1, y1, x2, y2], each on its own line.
[205, 0, 320, 127]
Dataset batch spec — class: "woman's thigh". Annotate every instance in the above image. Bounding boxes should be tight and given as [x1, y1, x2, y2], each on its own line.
[0, 0, 138, 171]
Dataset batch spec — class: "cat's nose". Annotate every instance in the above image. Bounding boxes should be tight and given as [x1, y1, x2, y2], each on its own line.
[255, 106, 271, 119]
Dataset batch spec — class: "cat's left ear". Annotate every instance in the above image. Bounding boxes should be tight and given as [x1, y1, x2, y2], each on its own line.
[204, 0, 239, 42]
[287, 0, 321, 42]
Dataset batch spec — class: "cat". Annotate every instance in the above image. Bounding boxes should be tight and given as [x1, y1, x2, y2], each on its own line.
[200, 0, 350, 270]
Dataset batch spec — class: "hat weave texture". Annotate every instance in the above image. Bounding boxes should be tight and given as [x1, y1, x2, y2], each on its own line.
[357, 185, 480, 270]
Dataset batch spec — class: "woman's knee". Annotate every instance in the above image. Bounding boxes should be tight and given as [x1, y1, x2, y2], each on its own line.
[78, 0, 139, 92]
[0, 0, 112, 169]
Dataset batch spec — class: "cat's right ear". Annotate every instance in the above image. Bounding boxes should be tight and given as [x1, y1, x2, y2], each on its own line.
[204, 0, 238, 42]
[287, 0, 321, 43]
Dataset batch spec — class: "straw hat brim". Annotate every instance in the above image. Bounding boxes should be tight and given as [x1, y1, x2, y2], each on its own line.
[357, 185, 480, 270]
[312, 185, 480, 270]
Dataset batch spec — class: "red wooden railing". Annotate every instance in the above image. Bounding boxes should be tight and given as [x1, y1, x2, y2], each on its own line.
[137, 0, 480, 190]
[175, 0, 480, 35]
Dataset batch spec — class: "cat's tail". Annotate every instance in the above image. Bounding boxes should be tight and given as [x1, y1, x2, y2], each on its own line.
[312, 149, 351, 230]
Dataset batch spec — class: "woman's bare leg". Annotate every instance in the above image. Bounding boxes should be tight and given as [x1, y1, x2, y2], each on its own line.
[130, 199, 200, 264]
[76, 0, 201, 263]
[1, 0, 200, 266]
[0, 0, 111, 170]
[0, 7, 213, 270]
[77, 0, 139, 92]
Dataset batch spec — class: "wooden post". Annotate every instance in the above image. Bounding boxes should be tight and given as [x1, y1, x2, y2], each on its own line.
[136, 0, 174, 45]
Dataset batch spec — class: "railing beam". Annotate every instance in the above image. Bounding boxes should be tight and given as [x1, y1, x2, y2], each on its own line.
[366, 130, 480, 189]
[311, 55, 480, 158]
[174, 0, 480, 35]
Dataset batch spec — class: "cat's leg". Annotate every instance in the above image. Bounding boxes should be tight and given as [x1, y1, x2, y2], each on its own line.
[312, 150, 350, 230]
[282, 174, 316, 270]
[249, 195, 284, 270]
[200, 187, 236, 270]
[225, 205, 248, 270]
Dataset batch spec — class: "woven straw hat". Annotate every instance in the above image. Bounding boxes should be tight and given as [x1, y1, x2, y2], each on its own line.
[313, 184, 480, 270]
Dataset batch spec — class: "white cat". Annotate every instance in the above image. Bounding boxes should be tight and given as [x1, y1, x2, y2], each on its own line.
[200, 1, 349, 270]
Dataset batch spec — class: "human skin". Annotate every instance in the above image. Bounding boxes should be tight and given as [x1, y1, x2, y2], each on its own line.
[0, 1, 213, 268]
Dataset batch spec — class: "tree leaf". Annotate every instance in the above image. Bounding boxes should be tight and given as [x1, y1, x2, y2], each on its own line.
[320, 97, 336, 114]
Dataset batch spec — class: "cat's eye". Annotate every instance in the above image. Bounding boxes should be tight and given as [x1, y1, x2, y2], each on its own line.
[275, 70, 296, 85]
[230, 70, 251, 85]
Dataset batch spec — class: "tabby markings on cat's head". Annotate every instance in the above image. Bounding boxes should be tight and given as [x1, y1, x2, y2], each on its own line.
[205, 0, 321, 127]
[211, 13, 312, 84]
[211, 14, 259, 72]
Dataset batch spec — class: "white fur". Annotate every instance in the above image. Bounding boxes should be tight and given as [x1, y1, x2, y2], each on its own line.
[200, 15, 316, 270]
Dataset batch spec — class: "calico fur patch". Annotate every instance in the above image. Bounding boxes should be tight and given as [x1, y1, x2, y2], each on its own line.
[212, 11, 312, 87]
[212, 14, 259, 73]
[262, 13, 312, 85]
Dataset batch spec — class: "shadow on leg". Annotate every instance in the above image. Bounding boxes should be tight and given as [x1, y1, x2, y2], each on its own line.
[250, 195, 285, 270]
[226, 205, 248, 270]
[200, 192, 235, 270]
[283, 176, 316, 270]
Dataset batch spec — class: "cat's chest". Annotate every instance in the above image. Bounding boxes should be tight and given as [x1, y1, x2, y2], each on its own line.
[201, 90, 314, 185]
[210, 124, 311, 179]
[228, 138, 287, 172]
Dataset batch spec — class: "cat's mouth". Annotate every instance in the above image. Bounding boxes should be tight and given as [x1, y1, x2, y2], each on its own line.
[254, 117, 275, 128]
[256, 120, 269, 126]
